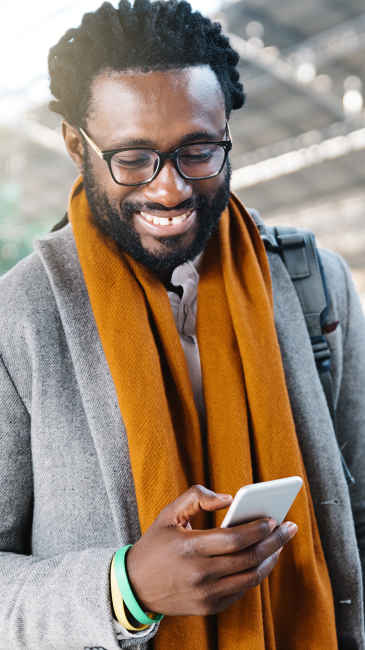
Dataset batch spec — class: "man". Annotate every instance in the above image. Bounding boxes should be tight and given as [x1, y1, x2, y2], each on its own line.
[0, 1, 364, 648]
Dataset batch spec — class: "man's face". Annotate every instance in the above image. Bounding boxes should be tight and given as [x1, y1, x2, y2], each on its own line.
[79, 66, 230, 275]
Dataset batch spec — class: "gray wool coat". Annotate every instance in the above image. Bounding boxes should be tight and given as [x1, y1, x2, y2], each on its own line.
[0, 223, 364, 650]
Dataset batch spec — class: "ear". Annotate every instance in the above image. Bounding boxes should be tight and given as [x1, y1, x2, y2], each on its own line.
[62, 121, 84, 170]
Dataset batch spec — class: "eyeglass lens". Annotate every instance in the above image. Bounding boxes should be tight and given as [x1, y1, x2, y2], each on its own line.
[110, 142, 226, 184]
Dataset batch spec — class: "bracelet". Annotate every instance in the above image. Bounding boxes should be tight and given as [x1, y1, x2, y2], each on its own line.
[110, 557, 150, 632]
[114, 545, 164, 626]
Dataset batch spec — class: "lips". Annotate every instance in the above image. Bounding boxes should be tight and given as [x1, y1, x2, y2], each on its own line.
[136, 208, 197, 236]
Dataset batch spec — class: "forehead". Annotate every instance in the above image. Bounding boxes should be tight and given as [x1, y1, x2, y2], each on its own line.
[87, 65, 226, 146]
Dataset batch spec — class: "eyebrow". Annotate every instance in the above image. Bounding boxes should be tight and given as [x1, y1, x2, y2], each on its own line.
[107, 128, 226, 151]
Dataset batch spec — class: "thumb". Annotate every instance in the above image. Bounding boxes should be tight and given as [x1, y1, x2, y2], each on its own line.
[158, 485, 233, 528]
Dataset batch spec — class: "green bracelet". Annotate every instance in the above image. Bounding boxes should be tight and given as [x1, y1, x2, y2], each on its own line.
[114, 545, 164, 626]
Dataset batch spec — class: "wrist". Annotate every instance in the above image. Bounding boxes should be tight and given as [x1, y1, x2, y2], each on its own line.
[124, 543, 149, 611]
[110, 555, 151, 632]
[113, 545, 164, 626]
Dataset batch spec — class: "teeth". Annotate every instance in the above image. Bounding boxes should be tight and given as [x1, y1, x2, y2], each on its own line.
[140, 210, 192, 227]
[171, 214, 187, 224]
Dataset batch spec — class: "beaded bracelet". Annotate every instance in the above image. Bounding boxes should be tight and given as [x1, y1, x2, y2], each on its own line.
[113, 545, 164, 626]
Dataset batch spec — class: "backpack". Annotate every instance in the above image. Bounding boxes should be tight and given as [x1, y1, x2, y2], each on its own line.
[249, 209, 355, 487]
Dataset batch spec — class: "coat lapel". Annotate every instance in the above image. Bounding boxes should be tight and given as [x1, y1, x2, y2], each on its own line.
[35, 225, 141, 545]
[269, 250, 364, 640]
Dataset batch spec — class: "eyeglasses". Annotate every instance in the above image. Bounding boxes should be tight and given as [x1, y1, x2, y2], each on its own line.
[78, 123, 232, 187]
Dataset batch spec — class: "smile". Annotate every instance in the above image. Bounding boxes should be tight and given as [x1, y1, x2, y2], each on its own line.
[140, 210, 192, 226]
[136, 208, 197, 236]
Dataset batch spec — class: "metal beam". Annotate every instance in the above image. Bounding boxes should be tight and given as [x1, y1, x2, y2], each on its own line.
[228, 31, 348, 121]
[287, 13, 365, 69]
[242, 13, 365, 96]
[231, 123, 365, 190]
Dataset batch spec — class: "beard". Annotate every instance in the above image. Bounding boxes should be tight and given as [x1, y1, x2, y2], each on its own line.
[82, 151, 231, 275]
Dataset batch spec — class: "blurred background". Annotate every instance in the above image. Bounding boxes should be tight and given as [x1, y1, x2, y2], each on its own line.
[1, 0, 365, 301]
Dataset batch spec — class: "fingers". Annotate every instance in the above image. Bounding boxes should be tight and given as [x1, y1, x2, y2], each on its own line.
[191, 517, 278, 557]
[207, 550, 283, 613]
[158, 485, 233, 528]
[202, 521, 298, 579]
[189, 550, 283, 616]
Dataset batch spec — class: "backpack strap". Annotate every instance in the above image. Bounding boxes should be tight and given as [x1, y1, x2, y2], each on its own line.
[249, 209, 355, 486]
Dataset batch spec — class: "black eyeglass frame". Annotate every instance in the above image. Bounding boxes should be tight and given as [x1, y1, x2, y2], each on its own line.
[78, 124, 232, 187]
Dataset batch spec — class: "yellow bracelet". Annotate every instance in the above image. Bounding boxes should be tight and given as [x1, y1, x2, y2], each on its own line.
[110, 556, 151, 632]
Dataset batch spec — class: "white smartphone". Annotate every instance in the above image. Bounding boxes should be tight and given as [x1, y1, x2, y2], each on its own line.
[221, 476, 303, 528]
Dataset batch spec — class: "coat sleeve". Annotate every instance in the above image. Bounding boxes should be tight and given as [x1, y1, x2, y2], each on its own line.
[0, 354, 158, 650]
[331, 255, 365, 586]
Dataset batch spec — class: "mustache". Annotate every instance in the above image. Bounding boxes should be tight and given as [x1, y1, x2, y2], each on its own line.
[122, 198, 199, 215]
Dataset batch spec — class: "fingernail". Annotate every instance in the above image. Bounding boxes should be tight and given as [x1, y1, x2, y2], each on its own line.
[217, 493, 233, 501]
[268, 518, 278, 532]
[284, 522, 298, 538]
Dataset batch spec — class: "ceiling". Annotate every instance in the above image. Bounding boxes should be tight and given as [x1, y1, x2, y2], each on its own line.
[217, 0, 365, 297]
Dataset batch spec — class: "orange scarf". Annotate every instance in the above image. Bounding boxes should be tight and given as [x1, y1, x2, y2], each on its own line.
[69, 178, 338, 649]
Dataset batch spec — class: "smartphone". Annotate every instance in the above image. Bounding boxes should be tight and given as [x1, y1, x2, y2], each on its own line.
[220, 476, 303, 528]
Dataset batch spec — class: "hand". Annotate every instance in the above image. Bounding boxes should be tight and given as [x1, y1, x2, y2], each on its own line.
[126, 485, 297, 617]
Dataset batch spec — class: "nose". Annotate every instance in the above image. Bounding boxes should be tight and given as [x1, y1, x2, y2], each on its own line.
[142, 160, 193, 208]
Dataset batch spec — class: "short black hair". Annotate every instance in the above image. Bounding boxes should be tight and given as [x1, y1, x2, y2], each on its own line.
[48, 0, 245, 127]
